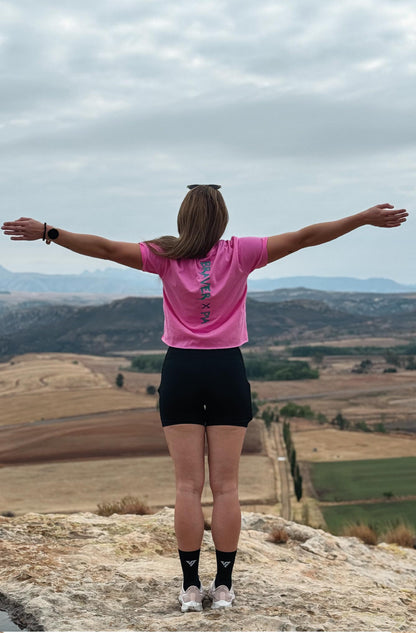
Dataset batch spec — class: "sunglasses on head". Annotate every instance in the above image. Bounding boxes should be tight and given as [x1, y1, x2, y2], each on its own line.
[187, 184, 221, 190]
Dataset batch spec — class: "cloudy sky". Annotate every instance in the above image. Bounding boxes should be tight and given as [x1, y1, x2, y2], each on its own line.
[0, 0, 414, 283]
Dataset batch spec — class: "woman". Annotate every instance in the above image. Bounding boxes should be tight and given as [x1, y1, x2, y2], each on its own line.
[1, 186, 408, 612]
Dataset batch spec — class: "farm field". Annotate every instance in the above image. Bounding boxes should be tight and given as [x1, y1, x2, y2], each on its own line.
[305, 455, 416, 535]
[321, 499, 416, 534]
[0, 352, 270, 515]
[0, 354, 156, 426]
[309, 456, 416, 501]
[253, 368, 416, 427]
[0, 453, 275, 516]
[291, 426, 416, 462]
[1, 349, 416, 525]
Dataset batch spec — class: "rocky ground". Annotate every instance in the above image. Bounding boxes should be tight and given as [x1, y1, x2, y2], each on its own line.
[0, 508, 415, 632]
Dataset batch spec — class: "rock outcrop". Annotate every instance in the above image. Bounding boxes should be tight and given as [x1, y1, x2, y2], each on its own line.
[0, 508, 415, 632]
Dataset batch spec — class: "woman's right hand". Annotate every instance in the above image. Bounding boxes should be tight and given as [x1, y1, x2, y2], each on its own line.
[1, 217, 44, 241]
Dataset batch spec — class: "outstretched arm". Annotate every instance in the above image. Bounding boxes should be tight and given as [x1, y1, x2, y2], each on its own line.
[1, 218, 143, 270]
[267, 203, 408, 264]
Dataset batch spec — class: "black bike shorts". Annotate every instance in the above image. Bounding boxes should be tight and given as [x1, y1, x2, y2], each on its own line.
[158, 346, 252, 427]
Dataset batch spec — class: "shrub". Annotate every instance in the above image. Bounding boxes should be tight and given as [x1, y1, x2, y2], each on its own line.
[96, 495, 152, 516]
[381, 522, 415, 548]
[354, 420, 371, 432]
[131, 355, 164, 372]
[331, 412, 350, 430]
[146, 385, 157, 395]
[383, 350, 401, 367]
[352, 359, 373, 374]
[244, 353, 319, 380]
[342, 522, 378, 545]
[261, 406, 277, 429]
[115, 373, 124, 388]
[251, 393, 260, 418]
[405, 356, 416, 370]
[280, 402, 314, 419]
[268, 526, 289, 544]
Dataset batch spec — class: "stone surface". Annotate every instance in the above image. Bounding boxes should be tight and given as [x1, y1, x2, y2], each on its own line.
[0, 507, 415, 632]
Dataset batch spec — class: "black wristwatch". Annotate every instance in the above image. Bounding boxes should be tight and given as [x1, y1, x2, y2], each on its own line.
[47, 228, 59, 240]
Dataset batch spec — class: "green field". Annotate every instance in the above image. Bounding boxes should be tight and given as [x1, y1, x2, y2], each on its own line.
[310, 456, 416, 502]
[321, 500, 416, 535]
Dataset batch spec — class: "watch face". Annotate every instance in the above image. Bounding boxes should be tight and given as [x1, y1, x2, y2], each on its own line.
[47, 228, 59, 239]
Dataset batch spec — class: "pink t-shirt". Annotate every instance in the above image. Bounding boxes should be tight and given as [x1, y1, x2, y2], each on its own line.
[139, 236, 268, 349]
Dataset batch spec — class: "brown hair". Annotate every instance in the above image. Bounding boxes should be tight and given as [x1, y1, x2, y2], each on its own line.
[144, 185, 229, 259]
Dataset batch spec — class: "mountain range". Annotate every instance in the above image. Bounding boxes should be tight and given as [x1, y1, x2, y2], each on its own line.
[1, 264, 415, 294]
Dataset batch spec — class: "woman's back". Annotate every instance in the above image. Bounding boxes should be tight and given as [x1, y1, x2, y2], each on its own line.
[140, 235, 268, 348]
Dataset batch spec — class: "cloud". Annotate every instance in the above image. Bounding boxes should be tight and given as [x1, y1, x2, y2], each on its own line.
[0, 0, 414, 280]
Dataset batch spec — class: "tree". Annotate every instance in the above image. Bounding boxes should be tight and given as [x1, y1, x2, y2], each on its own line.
[383, 350, 401, 367]
[294, 464, 303, 501]
[261, 406, 275, 429]
[331, 412, 350, 430]
[251, 392, 260, 418]
[354, 420, 371, 432]
[115, 373, 124, 388]
[405, 355, 416, 370]
[290, 447, 297, 477]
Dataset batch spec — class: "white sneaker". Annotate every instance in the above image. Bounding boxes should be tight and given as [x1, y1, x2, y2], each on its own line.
[178, 583, 204, 612]
[208, 580, 235, 608]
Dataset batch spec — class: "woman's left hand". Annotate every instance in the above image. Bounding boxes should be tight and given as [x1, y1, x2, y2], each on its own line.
[361, 204, 408, 228]
[1, 217, 44, 240]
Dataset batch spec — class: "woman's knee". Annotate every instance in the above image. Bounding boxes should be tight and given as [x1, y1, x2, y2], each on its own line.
[176, 477, 204, 498]
[209, 477, 238, 498]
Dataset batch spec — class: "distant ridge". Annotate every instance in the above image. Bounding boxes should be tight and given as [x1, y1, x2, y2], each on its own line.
[1, 293, 416, 359]
[0, 265, 415, 294]
[248, 275, 416, 293]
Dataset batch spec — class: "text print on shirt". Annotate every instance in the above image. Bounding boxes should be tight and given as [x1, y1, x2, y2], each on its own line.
[199, 259, 211, 323]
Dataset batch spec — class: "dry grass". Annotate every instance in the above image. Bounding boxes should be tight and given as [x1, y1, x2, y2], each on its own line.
[289, 426, 416, 462]
[342, 522, 378, 545]
[96, 495, 153, 516]
[342, 520, 416, 548]
[203, 517, 212, 531]
[267, 527, 289, 544]
[380, 523, 416, 548]
[0, 453, 274, 515]
[342, 522, 377, 545]
[0, 354, 156, 426]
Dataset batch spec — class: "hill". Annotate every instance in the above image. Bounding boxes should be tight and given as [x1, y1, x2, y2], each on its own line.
[1, 292, 416, 358]
[250, 286, 416, 316]
[3, 292, 416, 358]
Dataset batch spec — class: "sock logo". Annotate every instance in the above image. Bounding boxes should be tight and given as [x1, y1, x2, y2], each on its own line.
[186, 560, 197, 567]
[221, 561, 231, 567]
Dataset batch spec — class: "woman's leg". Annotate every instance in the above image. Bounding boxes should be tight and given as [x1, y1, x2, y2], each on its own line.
[163, 423, 206, 551]
[207, 425, 246, 550]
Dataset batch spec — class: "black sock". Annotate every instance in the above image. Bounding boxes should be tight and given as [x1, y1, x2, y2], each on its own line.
[215, 549, 237, 590]
[178, 549, 201, 590]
